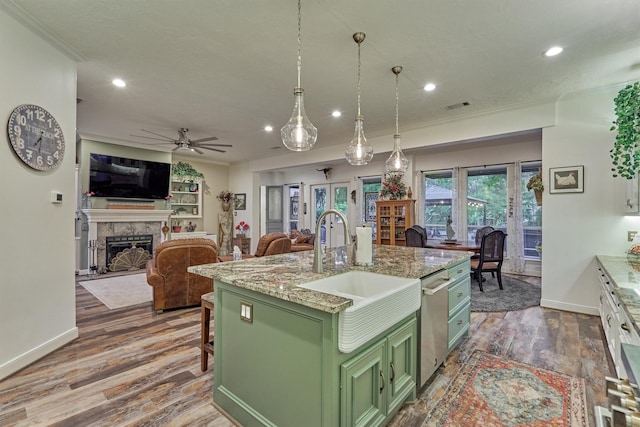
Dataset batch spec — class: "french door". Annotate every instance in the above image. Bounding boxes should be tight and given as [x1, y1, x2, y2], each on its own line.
[311, 182, 349, 247]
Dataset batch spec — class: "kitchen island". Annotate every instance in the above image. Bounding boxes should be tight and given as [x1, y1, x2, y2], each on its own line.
[189, 245, 470, 427]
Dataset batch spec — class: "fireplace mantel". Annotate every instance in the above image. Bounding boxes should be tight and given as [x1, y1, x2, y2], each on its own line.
[82, 209, 173, 223]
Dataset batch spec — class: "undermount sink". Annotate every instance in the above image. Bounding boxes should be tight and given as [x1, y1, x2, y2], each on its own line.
[299, 271, 421, 352]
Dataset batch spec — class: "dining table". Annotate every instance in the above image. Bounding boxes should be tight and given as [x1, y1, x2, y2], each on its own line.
[425, 239, 481, 254]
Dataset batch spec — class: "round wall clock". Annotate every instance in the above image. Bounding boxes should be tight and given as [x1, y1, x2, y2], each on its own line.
[7, 104, 65, 171]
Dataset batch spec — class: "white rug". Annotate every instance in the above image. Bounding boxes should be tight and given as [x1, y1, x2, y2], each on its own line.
[79, 273, 152, 309]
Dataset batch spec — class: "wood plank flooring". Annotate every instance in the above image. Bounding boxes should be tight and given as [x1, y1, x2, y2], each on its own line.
[0, 275, 613, 426]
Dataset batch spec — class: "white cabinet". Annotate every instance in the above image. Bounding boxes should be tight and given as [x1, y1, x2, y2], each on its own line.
[596, 259, 640, 378]
[170, 176, 202, 219]
[624, 175, 640, 213]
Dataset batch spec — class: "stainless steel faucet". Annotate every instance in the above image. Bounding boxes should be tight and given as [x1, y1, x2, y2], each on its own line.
[313, 209, 351, 273]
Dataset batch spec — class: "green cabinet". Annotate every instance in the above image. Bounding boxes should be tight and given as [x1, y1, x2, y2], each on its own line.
[340, 318, 417, 427]
[446, 259, 471, 350]
[213, 281, 417, 427]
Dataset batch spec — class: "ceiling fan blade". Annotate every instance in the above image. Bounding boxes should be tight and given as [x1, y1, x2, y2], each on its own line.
[130, 134, 175, 142]
[190, 136, 219, 143]
[198, 143, 233, 147]
[192, 147, 204, 155]
[141, 129, 174, 141]
[200, 146, 226, 153]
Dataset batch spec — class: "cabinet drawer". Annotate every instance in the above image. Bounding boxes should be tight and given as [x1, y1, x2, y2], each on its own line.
[447, 259, 470, 283]
[448, 304, 470, 349]
[448, 276, 471, 314]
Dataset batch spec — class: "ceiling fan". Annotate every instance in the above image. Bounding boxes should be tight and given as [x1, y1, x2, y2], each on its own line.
[131, 127, 232, 154]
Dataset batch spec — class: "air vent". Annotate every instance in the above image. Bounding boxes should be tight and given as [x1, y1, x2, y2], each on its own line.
[444, 101, 470, 111]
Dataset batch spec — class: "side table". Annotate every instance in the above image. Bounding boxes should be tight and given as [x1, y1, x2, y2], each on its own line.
[232, 236, 251, 254]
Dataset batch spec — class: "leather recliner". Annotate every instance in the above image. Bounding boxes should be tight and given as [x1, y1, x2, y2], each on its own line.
[146, 238, 218, 311]
[219, 232, 292, 261]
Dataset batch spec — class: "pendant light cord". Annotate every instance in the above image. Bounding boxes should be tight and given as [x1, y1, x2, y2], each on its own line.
[296, 0, 302, 88]
[356, 40, 362, 116]
[395, 72, 399, 135]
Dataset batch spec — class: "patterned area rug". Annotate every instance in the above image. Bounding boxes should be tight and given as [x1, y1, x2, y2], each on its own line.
[422, 351, 587, 427]
[471, 275, 541, 312]
[79, 273, 151, 309]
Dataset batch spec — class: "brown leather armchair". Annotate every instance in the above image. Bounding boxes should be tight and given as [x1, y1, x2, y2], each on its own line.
[219, 232, 292, 261]
[146, 238, 218, 311]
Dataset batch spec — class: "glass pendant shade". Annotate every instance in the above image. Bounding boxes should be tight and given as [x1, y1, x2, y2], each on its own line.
[385, 134, 409, 173]
[346, 114, 374, 165]
[281, 0, 317, 152]
[345, 32, 374, 166]
[281, 88, 317, 151]
[384, 65, 409, 174]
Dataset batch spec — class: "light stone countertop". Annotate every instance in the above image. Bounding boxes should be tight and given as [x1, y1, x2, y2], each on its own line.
[596, 255, 640, 333]
[189, 244, 471, 314]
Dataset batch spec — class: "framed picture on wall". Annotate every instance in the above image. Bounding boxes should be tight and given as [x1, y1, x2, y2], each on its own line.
[549, 166, 584, 193]
[235, 193, 246, 210]
[365, 192, 379, 222]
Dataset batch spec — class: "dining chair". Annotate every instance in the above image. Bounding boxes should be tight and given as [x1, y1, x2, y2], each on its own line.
[405, 225, 428, 247]
[475, 226, 495, 244]
[470, 230, 507, 291]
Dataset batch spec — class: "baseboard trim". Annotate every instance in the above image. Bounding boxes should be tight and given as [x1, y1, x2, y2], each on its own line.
[0, 327, 78, 381]
[541, 298, 598, 316]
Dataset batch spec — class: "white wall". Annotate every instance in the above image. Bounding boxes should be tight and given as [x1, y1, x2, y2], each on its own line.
[0, 9, 78, 379]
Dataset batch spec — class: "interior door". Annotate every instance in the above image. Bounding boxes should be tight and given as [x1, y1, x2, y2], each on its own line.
[311, 182, 349, 247]
[264, 185, 283, 234]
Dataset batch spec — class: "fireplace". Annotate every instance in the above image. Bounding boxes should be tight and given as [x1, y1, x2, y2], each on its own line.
[106, 234, 153, 271]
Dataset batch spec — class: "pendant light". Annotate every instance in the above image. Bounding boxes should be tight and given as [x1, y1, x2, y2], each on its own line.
[281, 0, 317, 151]
[345, 32, 374, 166]
[384, 66, 409, 174]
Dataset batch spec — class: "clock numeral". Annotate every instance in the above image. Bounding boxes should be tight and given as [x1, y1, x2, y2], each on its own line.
[54, 128, 61, 139]
[36, 155, 44, 167]
[47, 156, 54, 166]
[25, 149, 33, 160]
[17, 137, 25, 149]
[26, 109, 34, 120]
[36, 109, 45, 121]
[53, 151, 60, 160]
[13, 125, 21, 136]
[16, 114, 27, 126]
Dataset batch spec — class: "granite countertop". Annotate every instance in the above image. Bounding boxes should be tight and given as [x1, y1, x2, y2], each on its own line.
[189, 244, 470, 314]
[596, 255, 640, 333]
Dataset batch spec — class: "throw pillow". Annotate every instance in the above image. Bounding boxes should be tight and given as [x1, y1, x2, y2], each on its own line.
[296, 235, 308, 244]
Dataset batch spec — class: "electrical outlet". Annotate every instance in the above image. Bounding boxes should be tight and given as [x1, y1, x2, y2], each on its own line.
[629, 231, 638, 242]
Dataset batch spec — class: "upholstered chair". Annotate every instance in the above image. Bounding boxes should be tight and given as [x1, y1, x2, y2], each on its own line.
[146, 238, 218, 311]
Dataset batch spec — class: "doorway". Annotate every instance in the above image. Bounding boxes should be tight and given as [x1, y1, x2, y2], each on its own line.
[310, 182, 349, 247]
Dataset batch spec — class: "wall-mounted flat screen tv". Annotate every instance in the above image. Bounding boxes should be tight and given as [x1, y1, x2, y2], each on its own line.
[89, 153, 171, 200]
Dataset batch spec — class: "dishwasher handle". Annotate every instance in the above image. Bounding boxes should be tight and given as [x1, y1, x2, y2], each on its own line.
[423, 277, 454, 295]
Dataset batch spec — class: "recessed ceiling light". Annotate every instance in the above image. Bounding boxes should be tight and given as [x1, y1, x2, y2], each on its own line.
[112, 78, 126, 87]
[332, 110, 342, 117]
[264, 125, 273, 132]
[423, 83, 436, 92]
[544, 46, 563, 57]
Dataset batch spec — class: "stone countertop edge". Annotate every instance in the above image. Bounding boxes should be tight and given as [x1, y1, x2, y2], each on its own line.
[189, 244, 470, 314]
[597, 255, 640, 336]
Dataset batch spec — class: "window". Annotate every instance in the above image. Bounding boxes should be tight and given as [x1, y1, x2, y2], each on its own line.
[467, 166, 507, 240]
[521, 164, 542, 260]
[424, 171, 453, 238]
[362, 177, 381, 238]
[288, 185, 299, 231]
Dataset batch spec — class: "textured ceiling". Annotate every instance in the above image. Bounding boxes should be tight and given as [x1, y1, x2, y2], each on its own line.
[6, 0, 640, 166]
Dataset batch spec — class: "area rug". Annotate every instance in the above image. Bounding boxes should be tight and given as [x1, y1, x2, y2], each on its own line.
[471, 275, 541, 312]
[422, 351, 587, 427]
[78, 273, 151, 309]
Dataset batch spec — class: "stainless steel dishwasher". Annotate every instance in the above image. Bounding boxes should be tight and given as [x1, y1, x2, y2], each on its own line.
[419, 269, 452, 387]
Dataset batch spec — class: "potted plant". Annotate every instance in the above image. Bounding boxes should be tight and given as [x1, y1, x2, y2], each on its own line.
[171, 161, 204, 181]
[526, 171, 544, 206]
[379, 173, 407, 200]
[172, 219, 183, 233]
[235, 221, 250, 237]
[610, 82, 640, 179]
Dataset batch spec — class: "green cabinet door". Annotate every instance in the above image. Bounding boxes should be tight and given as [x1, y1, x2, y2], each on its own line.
[387, 318, 417, 414]
[340, 340, 387, 427]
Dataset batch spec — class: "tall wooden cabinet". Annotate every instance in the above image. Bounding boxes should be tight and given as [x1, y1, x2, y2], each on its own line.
[375, 199, 415, 246]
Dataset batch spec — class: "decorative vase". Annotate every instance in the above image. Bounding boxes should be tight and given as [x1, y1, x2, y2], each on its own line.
[165, 200, 171, 209]
[162, 221, 170, 238]
[221, 201, 231, 212]
[407, 187, 412, 199]
[82, 197, 92, 209]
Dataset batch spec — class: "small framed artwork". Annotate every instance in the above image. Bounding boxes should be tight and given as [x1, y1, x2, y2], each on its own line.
[235, 193, 246, 210]
[549, 166, 584, 194]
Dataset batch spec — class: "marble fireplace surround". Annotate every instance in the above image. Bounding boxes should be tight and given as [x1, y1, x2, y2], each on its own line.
[82, 209, 172, 273]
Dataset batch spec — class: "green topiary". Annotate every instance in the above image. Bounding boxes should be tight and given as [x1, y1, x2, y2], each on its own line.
[610, 82, 640, 179]
[171, 161, 204, 180]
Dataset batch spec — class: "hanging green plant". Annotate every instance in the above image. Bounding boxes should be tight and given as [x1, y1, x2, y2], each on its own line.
[610, 82, 640, 179]
[171, 161, 204, 180]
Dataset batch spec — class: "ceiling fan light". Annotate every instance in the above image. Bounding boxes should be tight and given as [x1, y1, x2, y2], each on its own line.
[281, 88, 317, 151]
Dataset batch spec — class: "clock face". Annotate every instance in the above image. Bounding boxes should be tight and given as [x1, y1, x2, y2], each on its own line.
[7, 104, 65, 171]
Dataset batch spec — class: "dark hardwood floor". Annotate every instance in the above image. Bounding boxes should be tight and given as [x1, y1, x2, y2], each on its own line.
[0, 275, 612, 426]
